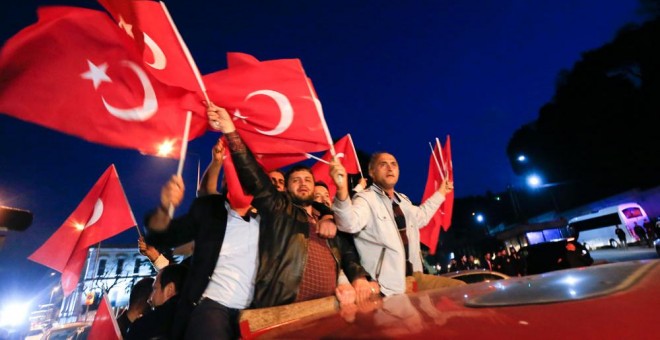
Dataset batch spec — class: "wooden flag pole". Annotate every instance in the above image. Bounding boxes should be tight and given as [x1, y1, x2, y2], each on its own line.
[169, 111, 192, 217]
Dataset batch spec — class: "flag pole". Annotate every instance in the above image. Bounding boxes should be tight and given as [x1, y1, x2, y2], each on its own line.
[429, 142, 446, 182]
[446, 134, 453, 180]
[111, 165, 141, 238]
[159, 1, 210, 103]
[169, 111, 192, 217]
[347, 134, 364, 178]
[303, 75, 341, 184]
[305, 152, 331, 164]
[435, 137, 449, 180]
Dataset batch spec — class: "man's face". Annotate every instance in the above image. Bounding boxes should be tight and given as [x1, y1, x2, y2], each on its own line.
[313, 185, 331, 207]
[149, 272, 167, 308]
[369, 153, 399, 190]
[287, 170, 315, 203]
[269, 171, 285, 192]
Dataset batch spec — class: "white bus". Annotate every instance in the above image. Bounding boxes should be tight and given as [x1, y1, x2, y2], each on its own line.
[567, 203, 649, 249]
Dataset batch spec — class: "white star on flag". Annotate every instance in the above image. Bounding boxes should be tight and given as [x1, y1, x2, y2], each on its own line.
[81, 60, 112, 90]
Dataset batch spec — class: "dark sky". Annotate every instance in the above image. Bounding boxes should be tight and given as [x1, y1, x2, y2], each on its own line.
[0, 0, 642, 306]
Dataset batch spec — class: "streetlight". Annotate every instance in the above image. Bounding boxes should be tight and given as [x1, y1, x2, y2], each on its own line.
[526, 173, 559, 212]
[517, 154, 527, 162]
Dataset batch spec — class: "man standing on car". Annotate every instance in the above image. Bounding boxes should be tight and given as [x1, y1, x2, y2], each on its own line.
[329, 152, 464, 296]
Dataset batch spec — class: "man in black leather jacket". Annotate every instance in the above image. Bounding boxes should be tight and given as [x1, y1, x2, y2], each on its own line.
[210, 103, 380, 308]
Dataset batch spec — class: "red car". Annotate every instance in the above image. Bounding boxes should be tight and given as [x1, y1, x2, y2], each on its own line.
[243, 260, 660, 339]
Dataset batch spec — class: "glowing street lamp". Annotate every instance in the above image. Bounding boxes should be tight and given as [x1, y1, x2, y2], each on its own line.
[517, 154, 527, 162]
[475, 213, 485, 223]
[526, 174, 542, 188]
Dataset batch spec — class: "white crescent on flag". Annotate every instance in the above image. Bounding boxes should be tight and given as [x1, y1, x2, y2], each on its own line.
[246, 90, 294, 136]
[85, 198, 104, 228]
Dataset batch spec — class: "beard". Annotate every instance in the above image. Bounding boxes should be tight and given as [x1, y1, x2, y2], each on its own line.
[290, 191, 315, 206]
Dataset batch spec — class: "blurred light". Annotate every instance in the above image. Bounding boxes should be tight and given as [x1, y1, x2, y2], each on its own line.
[157, 139, 176, 157]
[50, 272, 56, 277]
[517, 155, 526, 162]
[463, 294, 469, 299]
[449, 252, 455, 259]
[526, 174, 542, 188]
[494, 196, 501, 201]
[73, 222, 85, 231]
[569, 289, 577, 297]
[476, 214, 484, 223]
[560, 275, 580, 286]
[0, 302, 30, 327]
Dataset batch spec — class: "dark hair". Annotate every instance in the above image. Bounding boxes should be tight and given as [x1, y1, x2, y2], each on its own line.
[314, 181, 329, 190]
[368, 152, 393, 172]
[129, 277, 154, 307]
[284, 165, 314, 186]
[268, 169, 284, 177]
[158, 264, 188, 293]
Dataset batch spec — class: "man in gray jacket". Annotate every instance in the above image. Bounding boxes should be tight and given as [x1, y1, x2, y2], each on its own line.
[330, 152, 464, 296]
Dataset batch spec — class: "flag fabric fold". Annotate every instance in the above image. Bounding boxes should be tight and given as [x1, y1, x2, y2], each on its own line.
[88, 294, 122, 340]
[28, 165, 136, 295]
[204, 52, 332, 170]
[99, 0, 203, 92]
[419, 136, 454, 255]
[311, 134, 361, 198]
[0, 6, 207, 158]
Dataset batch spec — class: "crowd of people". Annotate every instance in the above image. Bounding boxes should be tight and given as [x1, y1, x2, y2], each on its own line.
[444, 248, 524, 277]
[116, 103, 460, 339]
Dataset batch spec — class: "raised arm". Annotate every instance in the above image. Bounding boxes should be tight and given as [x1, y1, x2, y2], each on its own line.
[198, 138, 224, 196]
[206, 102, 284, 213]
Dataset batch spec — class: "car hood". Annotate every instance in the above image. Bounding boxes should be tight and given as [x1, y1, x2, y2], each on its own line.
[255, 260, 660, 338]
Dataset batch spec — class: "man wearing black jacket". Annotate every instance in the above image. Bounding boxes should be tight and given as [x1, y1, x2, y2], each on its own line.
[209, 103, 379, 307]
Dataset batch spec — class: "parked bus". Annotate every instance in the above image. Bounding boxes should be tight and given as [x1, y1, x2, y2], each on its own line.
[567, 203, 649, 249]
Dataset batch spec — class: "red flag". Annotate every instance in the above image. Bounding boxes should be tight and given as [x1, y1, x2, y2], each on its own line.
[204, 53, 332, 170]
[419, 137, 455, 255]
[99, 0, 202, 92]
[88, 294, 121, 340]
[221, 138, 254, 210]
[0, 6, 207, 157]
[441, 135, 454, 229]
[28, 165, 136, 295]
[311, 134, 361, 198]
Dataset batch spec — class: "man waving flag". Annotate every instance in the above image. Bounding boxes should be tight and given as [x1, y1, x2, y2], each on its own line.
[28, 165, 136, 295]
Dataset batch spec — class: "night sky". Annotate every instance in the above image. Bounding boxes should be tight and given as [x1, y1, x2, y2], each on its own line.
[0, 0, 642, 307]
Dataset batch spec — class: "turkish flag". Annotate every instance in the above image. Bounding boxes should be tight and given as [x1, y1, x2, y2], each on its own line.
[419, 139, 450, 255]
[0, 6, 207, 157]
[28, 165, 137, 295]
[99, 0, 202, 92]
[311, 134, 361, 198]
[88, 294, 122, 340]
[204, 53, 332, 170]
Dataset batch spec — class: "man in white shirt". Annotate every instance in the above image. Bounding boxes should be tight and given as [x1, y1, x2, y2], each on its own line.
[330, 152, 464, 296]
